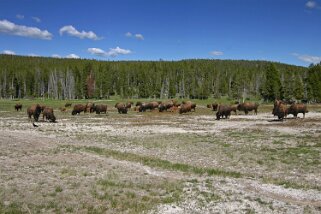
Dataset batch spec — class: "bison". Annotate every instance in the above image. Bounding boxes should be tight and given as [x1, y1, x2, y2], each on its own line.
[207, 103, 218, 111]
[216, 105, 232, 120]
[72, 104, 86, 115]
[179, 103, 192, 114]
[126, 102, 133, 109]
[139, 101, 159, 112]
[182, 101, 196, 111]
[43, 107, 56, 122]
[85, 102, 95, 113]
[93, 104, 107, 114]
[230, 104, 238, 115]
[15, 103, 22, 111]
[65, 102, 72, 107]
[115, 103, 128, 114]
[27, 104, 42, 122]
[158, 100, 174, 112]
[287, 103, 308, 118]
[272, 100, 287, 120]
[237, 102, 259, 115]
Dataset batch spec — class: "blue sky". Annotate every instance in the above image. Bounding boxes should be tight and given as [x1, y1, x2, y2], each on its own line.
[0, 0, 320, 66]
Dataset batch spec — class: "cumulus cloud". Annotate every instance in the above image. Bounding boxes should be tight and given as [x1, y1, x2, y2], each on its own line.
[88, 46, 132, 57]
[59, 25, 102, 40]
[292, 53, 321, 64]
[306, 1, 317, 8]
[51, 54, 61, 58]
[2, 50, 16, 55]
[209, 50, 224, 56]
[16, 14, 24, 19]
[125, 32, 132, 37]
[0, 19, 52, 40]
[32, 17, 41, 23]
[135, 33, 144, 40]
[126, 32, 144, 40]
[66, 54, 80, 59]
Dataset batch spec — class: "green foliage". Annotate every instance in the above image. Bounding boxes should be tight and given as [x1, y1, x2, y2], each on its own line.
[260, 64, 283, 101]
[0, 55, 307, 100]
[306, 64, 321, 102]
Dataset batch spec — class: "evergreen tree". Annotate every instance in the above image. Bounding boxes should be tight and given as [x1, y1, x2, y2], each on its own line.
[260, 64, 283, 101]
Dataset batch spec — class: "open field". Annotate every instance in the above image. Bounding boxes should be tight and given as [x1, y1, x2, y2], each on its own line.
[0, 99, 321, 213]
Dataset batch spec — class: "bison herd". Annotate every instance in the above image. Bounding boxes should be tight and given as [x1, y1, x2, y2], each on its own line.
[16, 99, 309, 124]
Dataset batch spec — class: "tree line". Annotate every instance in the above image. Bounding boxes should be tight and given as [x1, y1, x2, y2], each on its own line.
[0, 54, 320, 102]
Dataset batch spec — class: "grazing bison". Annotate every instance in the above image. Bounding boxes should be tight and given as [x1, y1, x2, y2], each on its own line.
[85, 102, 95, 113]
[230, 104, 238, 115]
[27, 104, 42, 122]
[207, 103, 218, 111]
[287, 103, 308, 118]
[237, 102, 259, 115]
[93, 104, 107, 114]
[182, 101, 196, 111]
[43, 107, 56, 122]
[139, 101, 159, 112]
[65, 102, 72, 107]
[115, 103, 128, 114]
[179, 103, 192, 114]
[40, 105, 46, 112]
[15, 103, 22, 111]
[216, 105, 232, 120]
[272, 100, 287, 120]
[158, 100, 174, 112]
[72, 104, 86, 115]
[126, 102, 133, 109]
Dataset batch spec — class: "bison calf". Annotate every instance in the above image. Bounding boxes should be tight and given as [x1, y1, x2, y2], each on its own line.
[15, 103, 22, 111]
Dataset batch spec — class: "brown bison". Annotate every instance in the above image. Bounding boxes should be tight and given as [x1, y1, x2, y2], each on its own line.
[287, 103, 308, 118]
[43, 107, 56, 122]
[93, 104, 107, 114]
[237, 102, 259, 115]
[179, 103, 192, 114]
[182, 101, 196, 111]
[85, 102, 95, 113]
[272, 100, 287, 120]
[207, 103, 218, 111]
[126, 101, 133, 109]
[27, 104, 42, 121]
[72, 104, 86, 115]
[40, 105, 46, 112]
[65, 102, 72, 107]
[139, 101, 159, 112]
[230, 104, 238, 115]
[158, 100, 174, 112]
[216, 105, 232, 120]
[15, 103, 22, 111]
[115, 103, 128, 114]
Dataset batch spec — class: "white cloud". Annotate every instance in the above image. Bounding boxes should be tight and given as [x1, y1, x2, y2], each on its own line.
[126, 32, 144, 40]
[306, 1, 317, 8]
[125, 32, 132, 37]
[88, 46, 132, 57]
[28, 53, 39, 57]
[209, 50, 224, 56]
[293, 53, 321, 64]
[59, 25, 102, 40]
[32, 17, 41, 23]
[16, 14, 24, 19]
[88, 48, 107, 57]
[51, 54, 61, 58]
[66, 54, 80, 59]
[0, 19, 52, 40]
[2, 50, 16, 55]
[135, 33, 144, 40]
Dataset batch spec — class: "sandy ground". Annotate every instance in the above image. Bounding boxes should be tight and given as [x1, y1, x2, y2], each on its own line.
[0, 108, 321, 213]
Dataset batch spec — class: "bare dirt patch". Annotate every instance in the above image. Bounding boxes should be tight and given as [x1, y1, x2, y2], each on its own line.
[1, 107, 321, 213]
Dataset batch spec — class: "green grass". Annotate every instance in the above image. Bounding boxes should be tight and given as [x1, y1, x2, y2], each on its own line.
[61, 145, 242, 178]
